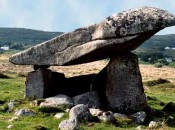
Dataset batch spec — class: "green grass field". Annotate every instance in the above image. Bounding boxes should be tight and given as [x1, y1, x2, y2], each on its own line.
[0, 73, 175, 130]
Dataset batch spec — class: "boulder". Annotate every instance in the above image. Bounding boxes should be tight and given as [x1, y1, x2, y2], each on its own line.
[73, 91, 100, 108]
[130, 111, 146, 124]
[98, 111, 116, 123]
[69, 104, 92, 121]
[59, 119, 78, 130]
[9, 7, 175, 66]
[163, 102, 175, 112]
[40, 94, 73, 108]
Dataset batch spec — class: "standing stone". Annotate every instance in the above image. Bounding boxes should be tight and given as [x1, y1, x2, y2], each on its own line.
[105, 53, 148, 114]
[25, 68, 52, 99]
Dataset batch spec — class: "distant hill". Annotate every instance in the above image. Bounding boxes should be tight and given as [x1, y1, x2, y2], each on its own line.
[134, 34, 175, 60]
[0, 28, 174, 60]
[0, 28, 63, 50]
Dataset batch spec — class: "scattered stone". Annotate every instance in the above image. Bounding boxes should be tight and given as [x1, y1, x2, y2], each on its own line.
[59, 119, 78, 130]
[8, 116, 19, 122]
[32, 99, 45, 106]
[65, 108, 70, 113]
[40, 94, 73, 108]
[87, 122, 94, 127]
[130, 111, 146, 124]
[98, 111, 116, 123]
[69, 104, 92, 121]
[54, 113, 65, 119]
[135, 125, 142, 130]
[7, 125, 13, 129]
[148, 121, 161, 129]
[73, 91, 100, 108]
[163, 102, 175, 112]
[15, 109, 35, 116]
[89, 108, 103, 116]
[8, 102, 15, 112]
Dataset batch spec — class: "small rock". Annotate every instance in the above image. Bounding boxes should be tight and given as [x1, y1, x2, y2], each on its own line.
[65, 108, 70, 113]
[73, 91, 100, 108]
[148, 121, 161, 129]
[89, 108, 103, 116]
[163, 102, 175, 112]
[7, 125, 13, 129]
[8, 116, 19, 122]
[40, 94, 73, 108]
[54, 113, 65, 119]
[87, 122, 94, 127]
[135, 125, 142, 130]
[98, 111, 116, 123]
[69, 104, 92, 121]
[8, 102, 15, 112]
[130, 111, 146, 124]
[113, 113, 128, 119]
[15, 109, 35, 116]
[59, 119, 78, 130]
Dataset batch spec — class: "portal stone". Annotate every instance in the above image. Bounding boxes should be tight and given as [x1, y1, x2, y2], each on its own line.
[25, 68, 52, 99]
[105, 53, 148, 113]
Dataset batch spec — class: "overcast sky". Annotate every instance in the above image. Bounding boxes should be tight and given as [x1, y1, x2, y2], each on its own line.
[0, 0, 175, 35]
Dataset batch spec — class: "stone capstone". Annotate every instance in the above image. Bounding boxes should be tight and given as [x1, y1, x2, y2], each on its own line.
[9, 7, 175, 66]
[73, 91, 100, 108]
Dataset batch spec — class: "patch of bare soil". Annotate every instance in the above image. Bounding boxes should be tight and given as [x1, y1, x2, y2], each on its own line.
[0, 54, 175, 83]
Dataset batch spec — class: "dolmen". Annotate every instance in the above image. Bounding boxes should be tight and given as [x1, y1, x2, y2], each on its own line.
[9, 7, 175, 114]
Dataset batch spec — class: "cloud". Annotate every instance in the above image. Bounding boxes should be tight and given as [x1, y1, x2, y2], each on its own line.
[0, 0, 174, 34]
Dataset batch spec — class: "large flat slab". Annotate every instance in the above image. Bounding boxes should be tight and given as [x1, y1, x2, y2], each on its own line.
[9, 7, 175, 66]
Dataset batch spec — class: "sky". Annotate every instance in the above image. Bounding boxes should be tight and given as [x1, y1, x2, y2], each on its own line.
[0, 0, 175, 35]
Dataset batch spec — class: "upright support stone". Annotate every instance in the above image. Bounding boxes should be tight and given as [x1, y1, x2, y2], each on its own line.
[105, 53, 148, 114]
[25, 68, 52, 99]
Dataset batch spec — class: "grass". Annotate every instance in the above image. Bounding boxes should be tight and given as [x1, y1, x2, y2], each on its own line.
[0, 72, 175, 129]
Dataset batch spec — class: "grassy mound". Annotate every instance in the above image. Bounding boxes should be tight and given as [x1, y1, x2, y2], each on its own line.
[144, 78, 170, 86]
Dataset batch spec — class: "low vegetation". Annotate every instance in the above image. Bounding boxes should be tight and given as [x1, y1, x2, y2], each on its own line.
[0, 71, 175, 130]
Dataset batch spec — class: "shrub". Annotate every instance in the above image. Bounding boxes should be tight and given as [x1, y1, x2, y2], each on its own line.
[169, 62, 175, 68]
[145, 78, 171, 86]
[0, 73, 10, 78]
[154, 62, 163, 68]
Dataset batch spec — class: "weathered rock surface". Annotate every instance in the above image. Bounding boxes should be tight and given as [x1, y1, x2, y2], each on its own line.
[9, 7, 175, 66]
[73, 91, 100, 108]
[40, 94, 73, 107]
[95, 53, 148, 113]
[25, 68, 52, 99]
[69, 104, 92, 121]
[59, 119, 78, 130]
[130, 111, 146, 124]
